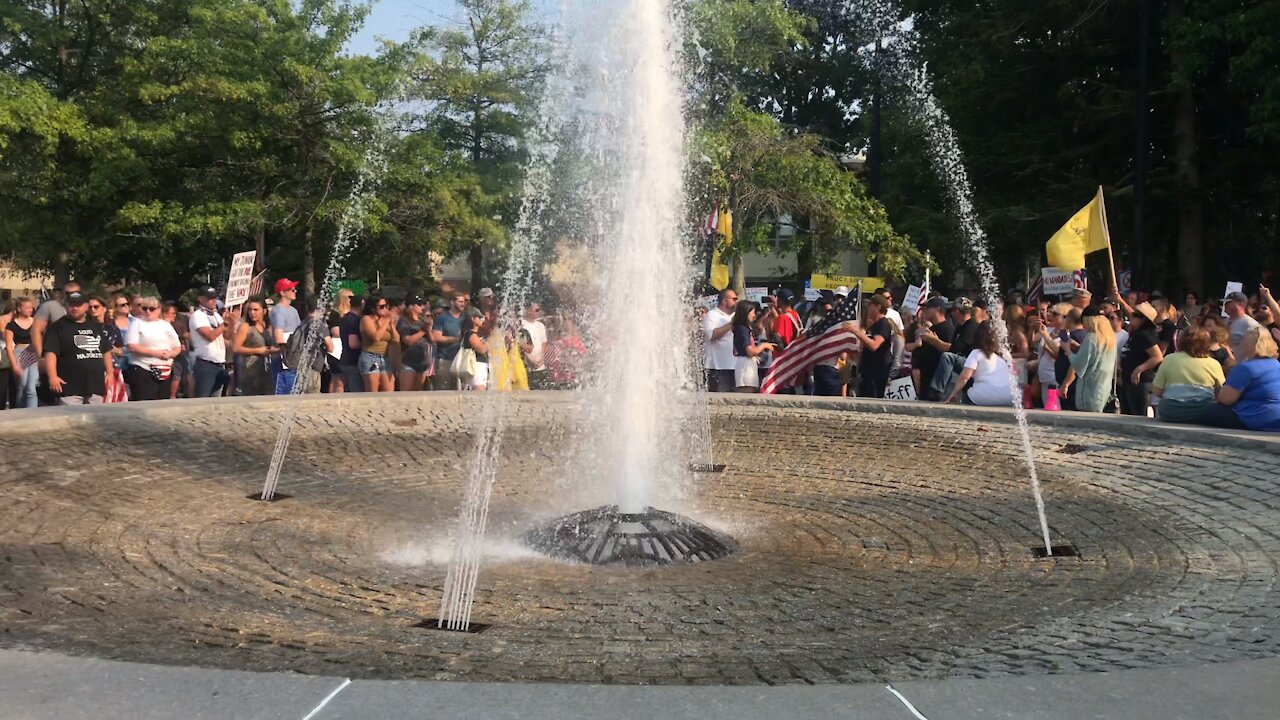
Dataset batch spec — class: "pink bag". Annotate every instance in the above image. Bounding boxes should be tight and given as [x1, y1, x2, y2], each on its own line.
[1044, 387, 1061, 412]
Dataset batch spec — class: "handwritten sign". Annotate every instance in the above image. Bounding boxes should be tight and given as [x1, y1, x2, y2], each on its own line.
[224, 251, 257, 308]
[885, 377, 917, 401]
[1041, 267, 1075, 296]
[804, 287, 822, 301]
[901, 284, 924, 315]
[744, 287, 769, 303]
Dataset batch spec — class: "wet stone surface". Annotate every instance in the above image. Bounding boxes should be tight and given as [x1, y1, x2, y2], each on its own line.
[1, 394, 1278, 685]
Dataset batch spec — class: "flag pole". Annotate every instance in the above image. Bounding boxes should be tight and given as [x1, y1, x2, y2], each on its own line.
[1097, 185, 1119, 296]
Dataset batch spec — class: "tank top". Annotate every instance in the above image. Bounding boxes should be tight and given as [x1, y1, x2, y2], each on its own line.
[364, 319, 391, 355]
[6, 319, 33, 345]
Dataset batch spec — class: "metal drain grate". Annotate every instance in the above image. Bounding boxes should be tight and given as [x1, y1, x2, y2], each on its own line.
[246, 492, 292, 502]
[1031, 544, 1081, 559]
[1056, 444, 1091, 455]
[688, 463, 726, 473]
[412, 618, 491, 634]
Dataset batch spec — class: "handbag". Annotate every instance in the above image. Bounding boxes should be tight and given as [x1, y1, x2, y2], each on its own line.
[451, 344, 477, 380]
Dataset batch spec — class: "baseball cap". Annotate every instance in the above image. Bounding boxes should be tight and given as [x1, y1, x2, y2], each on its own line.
[66, 291, 87, 305]
[465, 306, 484, 319]
[434, 298, 449, 309]
[952, 296, 974, 312]
[1148, 290, 1167, 302]
[406, 295, 426, 306]
[774, 288, 795, 304]
[478, 287, 495, 298]
[198, 286, 219, 299]
[924, 297, 951, 311]
[833, 285, 850, 297]
[1223, 291, 1248, 304]
[1081, 305, 1103, 318]
[274, 278, 299, 294]
[1073, 288, 1092, 298]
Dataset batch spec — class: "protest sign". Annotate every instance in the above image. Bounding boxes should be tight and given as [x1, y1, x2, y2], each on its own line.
[745, 287, 769, 303]
[1223, 281, 1243, 317]
[1041, 267, 1075, 296]
[224, 251, 257, 308]
[809, 273, 885, 292]
[885, 377, 917, 401]
[901, 284, 924, 315]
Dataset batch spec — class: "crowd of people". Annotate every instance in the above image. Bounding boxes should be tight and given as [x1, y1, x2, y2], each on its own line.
[3, 275, 1277, 433]
[0, 279, 589, 408]
[702, 283, 1280, 433]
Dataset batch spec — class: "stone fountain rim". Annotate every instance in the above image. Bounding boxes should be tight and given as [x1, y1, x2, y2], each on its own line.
[1, 391, 1274, 452]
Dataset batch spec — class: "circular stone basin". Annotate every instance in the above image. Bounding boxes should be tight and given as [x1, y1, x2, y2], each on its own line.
[1, 393, 1278, 685]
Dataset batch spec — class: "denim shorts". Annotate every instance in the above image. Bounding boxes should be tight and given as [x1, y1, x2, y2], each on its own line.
[358, 351, 389, 376]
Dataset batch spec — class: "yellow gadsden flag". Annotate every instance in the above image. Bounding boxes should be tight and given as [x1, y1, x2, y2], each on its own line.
[1045, 188, 1109, 271]
[709, 207, 732, 291]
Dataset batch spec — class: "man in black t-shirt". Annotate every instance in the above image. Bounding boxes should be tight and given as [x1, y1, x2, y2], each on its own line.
[914, 297, 955, 400]
[43, 291, 113, 404]
[849, 295, 894, 398]
[1147, 291, 1178, 353]
[949, 297, 981, 357]
[338, 295, 365, 392]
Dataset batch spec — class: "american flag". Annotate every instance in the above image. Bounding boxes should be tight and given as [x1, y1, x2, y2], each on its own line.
[248, 270, 266, 298]
[760, 297, 861, 394]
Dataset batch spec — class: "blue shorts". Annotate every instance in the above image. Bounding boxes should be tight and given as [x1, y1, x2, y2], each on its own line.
[358, 351, 390, 376]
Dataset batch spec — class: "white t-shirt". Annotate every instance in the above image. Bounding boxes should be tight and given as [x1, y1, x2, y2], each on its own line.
[189, 308, 226, 363]
[964, 349, 1017, 406]
[886, 308, 904, 332]
[703, 307, 734, 370]
[521, 318, 548, 370]
[126, 319, 181, 369]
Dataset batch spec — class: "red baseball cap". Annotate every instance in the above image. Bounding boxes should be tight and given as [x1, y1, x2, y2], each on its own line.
[274, 278, 299, 294]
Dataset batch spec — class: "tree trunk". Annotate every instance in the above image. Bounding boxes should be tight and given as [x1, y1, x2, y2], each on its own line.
[1169, 0, 1205, 296]
[469, 245, 484, 293]
[53, 250, 71, 289]
[731, 255, 745, 296]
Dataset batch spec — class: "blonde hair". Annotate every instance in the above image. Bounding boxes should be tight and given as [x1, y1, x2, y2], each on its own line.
[1240, 327, 1279, 361]
[1082, 314, 1115, 351]
[335, 288, 353, 316]
[1053, 302, 1074, 317]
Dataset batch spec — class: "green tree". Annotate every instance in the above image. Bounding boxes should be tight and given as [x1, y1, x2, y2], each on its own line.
[407, 0, 547, 291]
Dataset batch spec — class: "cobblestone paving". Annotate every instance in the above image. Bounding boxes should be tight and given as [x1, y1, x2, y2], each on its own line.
[1, 394, 1278, 685]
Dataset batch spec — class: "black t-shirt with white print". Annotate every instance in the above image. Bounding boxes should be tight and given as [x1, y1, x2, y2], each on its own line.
[44, 317, 110, 397]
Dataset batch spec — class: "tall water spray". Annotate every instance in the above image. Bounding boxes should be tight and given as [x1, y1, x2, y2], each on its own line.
[582, 0, 692, 513]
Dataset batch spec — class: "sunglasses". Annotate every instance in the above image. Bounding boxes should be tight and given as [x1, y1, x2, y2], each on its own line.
[142, 306, 160, 312]
[88, 304, 104, 310]
[115, 302, 129, 308]
[376, 303, 388, 309]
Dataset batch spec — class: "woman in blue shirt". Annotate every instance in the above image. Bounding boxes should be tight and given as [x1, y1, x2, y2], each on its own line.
[1200, 328, 1280, 432]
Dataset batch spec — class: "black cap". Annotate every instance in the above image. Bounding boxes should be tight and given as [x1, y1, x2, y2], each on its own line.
[775, 288, 795, 304]
[406, 295, 426, 306]
[1081, 305, 1103, 318]
[924, 297, 951, 310]
[198, 286, 219, 299]
[1148, 290, 1167, 301]
[1224, 291, 1248, 304]
[65, 291, 87, 305]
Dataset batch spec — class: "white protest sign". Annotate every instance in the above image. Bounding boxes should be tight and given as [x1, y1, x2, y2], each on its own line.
[1222, 281, 1243, 318]
[1041, 267, 1075, 296]
[744, 287, 769, 303]
[700, 295, 718, 309]
[224, 251, 257, 308]
[804, 288, 821, 301]
[884, 377, 917, 401]
[901, 284, 924, 315]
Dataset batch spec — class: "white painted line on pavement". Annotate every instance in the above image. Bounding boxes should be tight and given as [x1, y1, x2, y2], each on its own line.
[301, 678, 351, 720]
[885, 684, 930, 720]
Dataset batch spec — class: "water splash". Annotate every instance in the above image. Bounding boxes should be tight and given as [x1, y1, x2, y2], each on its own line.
[437, 12, 576, 631]
[259, 127, 390, 502]
[849, 0, 1053, 553]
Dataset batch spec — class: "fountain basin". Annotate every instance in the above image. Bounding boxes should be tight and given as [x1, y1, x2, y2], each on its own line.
[524, 505, 737, 565]
[1, 393, 1278, 685]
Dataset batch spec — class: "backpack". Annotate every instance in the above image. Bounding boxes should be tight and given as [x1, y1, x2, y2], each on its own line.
[284, 319, 327, 373]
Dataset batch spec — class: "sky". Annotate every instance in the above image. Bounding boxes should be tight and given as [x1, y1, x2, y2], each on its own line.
[346, 0, 556, 56]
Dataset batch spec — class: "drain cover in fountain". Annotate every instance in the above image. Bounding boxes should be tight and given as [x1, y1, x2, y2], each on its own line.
[524, 505, 737, 566]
